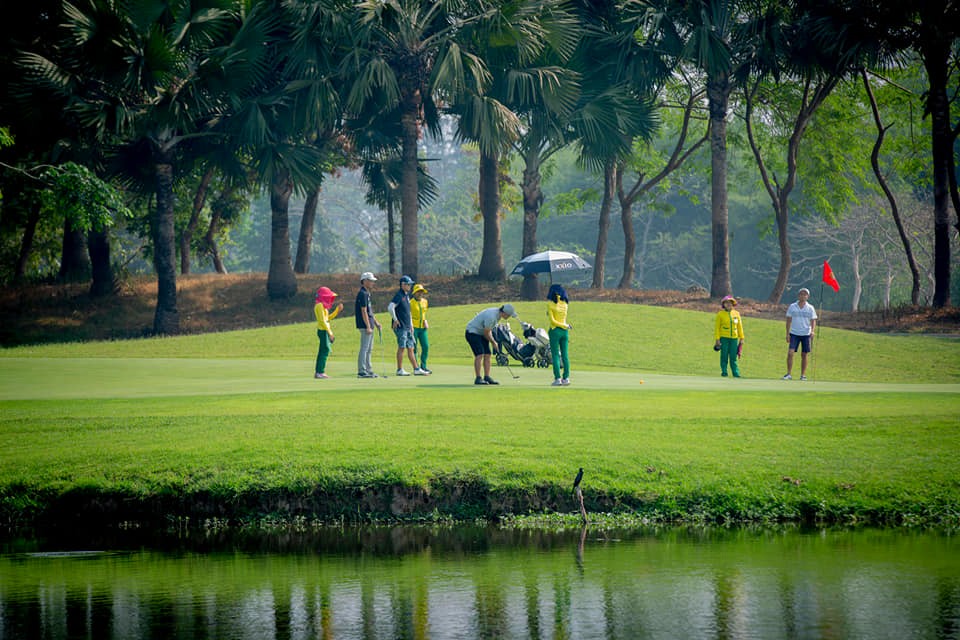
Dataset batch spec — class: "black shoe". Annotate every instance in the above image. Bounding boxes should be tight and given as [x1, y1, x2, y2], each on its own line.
[483, 376, 499, 385]
[474, 376, 488, 385]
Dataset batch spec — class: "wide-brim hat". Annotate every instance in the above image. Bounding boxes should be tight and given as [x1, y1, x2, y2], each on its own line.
[412, 284, 428, 295]
[721, 295, 737, 306]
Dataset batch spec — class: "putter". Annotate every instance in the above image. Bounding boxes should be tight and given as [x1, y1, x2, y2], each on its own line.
[498, 343, 519, 380]
[377, 326, 388, 378]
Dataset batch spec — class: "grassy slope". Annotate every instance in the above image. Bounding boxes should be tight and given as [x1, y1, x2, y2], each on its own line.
[2, 302, 959, 526]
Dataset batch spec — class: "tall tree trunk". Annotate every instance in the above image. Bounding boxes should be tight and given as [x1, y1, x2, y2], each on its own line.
[181, 166, 214, 275]
[616, 162, 635, 289]
[591, 161, 617, 289]
[295, 185, 320, 274]
[205, 200, 227, 274]
[921, 39, 953, 308]
[520, 150, 543, 300]
[851, 242, 862, 312]
[707, 72, 732, 299]
[267, 169, 298, 299]
[14, 203, 41, 283]
[477, 151, 505, 281]
[59, 218, 90, 282]
[153, 158, 179, 334]
[400, 103, 420, 279]
[87, 229, 115, 297]
[770, 201, 791, 302]
[387, 199, 396, 274]
[862, 69, 921, 305]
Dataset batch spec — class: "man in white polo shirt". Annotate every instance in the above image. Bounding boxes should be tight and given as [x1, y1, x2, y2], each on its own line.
[783, 288, 817, 381]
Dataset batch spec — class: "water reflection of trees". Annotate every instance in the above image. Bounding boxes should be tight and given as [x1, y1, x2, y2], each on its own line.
[2, 527, 958, 639]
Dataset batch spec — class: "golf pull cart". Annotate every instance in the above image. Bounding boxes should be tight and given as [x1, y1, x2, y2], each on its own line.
[493, 322, 552, 369]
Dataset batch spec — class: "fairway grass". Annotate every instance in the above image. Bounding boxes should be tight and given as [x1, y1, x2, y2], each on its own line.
[2, 303, 959, 528]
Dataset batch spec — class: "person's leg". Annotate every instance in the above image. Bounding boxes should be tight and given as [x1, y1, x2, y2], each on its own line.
[482, 353, 492, 377]
[316, 330, 326, 375]
[559, 330, 570, 380]
[549, 327, 562, 380]
[405, 347, 418, 370]
[358, 330, 367, 374]
[474, 354, 483, 377]
[720, 339, 730, 376]
[728, 338, 740, 377]
[415, 328, 430, 369]
[800, 349, 809, 377]
[786, 348, 795, 376]
[359, 331, 374, 375]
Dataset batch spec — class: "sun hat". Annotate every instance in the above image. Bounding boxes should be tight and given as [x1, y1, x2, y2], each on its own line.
[721, 295, 737, 306]
[360, 272, 377, 282]
[315, 286, 337, 310]
[412, 283, 428, 295]
[500, 303, 518, 318]
[400, 275, 414, 285]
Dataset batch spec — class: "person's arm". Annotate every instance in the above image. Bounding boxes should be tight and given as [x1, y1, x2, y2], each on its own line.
[809, 318, 815, 338]
[387, 301, 399, 328]
[483, 327, 498, 352]
[785, 316, 792, 342]
[737, 311, 744, 341]
[714, 312, 722, 343]
[329, 302, 342, 321]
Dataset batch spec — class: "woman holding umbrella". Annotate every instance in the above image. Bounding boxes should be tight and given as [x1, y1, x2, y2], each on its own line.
[546, 284, 572, 386]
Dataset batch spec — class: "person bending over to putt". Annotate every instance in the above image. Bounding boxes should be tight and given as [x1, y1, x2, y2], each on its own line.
[464, 304, 518, 385]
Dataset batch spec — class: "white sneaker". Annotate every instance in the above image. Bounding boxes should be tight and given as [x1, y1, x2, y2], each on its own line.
[552, 379, 563, 386]
[414, 368, 430, 375]
[396, 369, 411, 376]
[561, 378, 570, 386]
[800, 375, 807, 381]
[782, 374, 792, 380]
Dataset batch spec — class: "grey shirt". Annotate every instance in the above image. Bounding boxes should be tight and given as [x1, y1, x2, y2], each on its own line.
[465, 307, 502, 335]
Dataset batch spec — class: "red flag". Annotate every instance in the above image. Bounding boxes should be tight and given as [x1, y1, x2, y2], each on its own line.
[822, 260, 840, 293]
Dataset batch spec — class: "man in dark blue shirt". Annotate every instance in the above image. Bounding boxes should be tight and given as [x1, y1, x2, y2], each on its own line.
[387, 275, 429, 375]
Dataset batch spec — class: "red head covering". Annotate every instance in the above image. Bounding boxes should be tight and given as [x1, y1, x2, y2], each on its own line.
[316, 287, 337, 310]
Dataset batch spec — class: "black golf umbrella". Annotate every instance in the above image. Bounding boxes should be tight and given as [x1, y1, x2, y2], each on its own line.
[510, 250, 592, 278]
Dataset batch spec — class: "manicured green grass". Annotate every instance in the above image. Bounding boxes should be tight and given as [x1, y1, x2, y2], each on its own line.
[2, 303, 958, 526]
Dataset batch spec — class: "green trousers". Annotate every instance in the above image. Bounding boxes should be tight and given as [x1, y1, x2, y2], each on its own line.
[315, 330, 332, 374]
[719, 337, 740, 377]
[549, 327, 570, 380]
[414, 327, 429, 369]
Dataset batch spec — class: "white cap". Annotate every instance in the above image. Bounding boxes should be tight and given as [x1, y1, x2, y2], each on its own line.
[360, 272, 377, 282]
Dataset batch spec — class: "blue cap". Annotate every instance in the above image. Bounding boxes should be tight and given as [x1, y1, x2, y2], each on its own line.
[400, 275, 414, 285]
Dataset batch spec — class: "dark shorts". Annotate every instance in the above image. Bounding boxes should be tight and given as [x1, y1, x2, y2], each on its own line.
[465, 331, 491, 356]
[789, 334, 812, 353]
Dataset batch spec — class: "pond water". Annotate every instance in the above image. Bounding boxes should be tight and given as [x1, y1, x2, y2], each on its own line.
[1, 525, 958, 640]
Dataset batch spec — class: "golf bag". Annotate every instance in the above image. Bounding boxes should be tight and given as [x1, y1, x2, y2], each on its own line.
[493, 321, 552, 368]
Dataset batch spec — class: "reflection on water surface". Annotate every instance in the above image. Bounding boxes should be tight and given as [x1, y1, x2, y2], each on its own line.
[1, 525, 958, 639]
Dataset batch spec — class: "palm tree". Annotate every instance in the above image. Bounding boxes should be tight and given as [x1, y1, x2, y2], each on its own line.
[22, 0, 275, 332]
[360, 154, 439, 274]
[342, 0, 498, 279]
[454, 0, 580, 283]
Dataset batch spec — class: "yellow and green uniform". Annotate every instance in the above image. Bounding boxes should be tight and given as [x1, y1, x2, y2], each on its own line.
[314, 303, 341, 375]
[714, 308, 744, 377]
[411, 295, 430, 370]
[547, 298, 570, 380]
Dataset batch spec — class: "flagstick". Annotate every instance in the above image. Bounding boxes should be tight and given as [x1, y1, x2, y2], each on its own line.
[812, 282, 824, 383]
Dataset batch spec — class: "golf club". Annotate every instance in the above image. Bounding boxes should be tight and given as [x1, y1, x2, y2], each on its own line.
[377, 326, 388, 378]
[501, 349, 520, 380]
